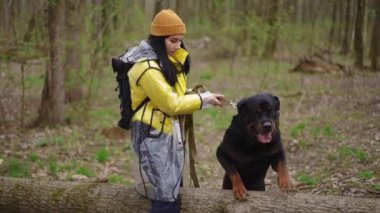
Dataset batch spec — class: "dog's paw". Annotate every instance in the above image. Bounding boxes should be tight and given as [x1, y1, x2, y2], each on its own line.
[278, 175, 293, 192]
[232, 185, 249, 200]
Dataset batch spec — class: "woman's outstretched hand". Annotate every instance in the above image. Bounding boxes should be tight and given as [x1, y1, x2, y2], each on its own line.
[201, 92, 224, 107]
[209, 93, 225, 107]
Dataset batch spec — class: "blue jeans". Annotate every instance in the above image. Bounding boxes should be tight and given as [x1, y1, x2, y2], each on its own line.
[150, 197, 181, 213]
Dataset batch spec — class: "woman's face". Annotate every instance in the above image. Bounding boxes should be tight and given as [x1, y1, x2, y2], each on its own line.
[165, 35, 184, 56]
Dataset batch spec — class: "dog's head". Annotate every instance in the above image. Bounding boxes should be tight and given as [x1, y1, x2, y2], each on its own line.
[237, 93, 280, 144]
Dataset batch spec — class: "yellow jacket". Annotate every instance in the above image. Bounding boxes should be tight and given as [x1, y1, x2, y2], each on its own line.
[128, 48, 201, 134]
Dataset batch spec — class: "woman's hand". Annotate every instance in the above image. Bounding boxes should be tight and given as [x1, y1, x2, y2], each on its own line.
[207, 93, 224, 107]
[200, 92, 225, 108]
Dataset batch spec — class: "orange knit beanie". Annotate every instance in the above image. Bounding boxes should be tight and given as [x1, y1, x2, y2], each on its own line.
[150, 9, 186, 36]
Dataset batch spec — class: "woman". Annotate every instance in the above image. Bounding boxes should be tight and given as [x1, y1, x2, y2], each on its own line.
[122, 9, 224, 212]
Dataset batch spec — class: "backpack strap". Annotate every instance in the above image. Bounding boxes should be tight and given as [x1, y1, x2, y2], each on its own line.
[132, 60, 160, 114]
[133, 97, 149, 114]
[136, 60, 161, 86]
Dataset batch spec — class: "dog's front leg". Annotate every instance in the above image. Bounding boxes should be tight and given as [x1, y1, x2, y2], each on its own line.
[229, 171, 249, 200]
[217, 146, 249, 200]
[273, 160, 292, 192]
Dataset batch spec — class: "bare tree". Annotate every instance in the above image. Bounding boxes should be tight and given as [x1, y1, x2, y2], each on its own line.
[64, 0, 85, 103]
[1, 0, 17, 45]
[154, 0, 164, 15]
[370, 0, 380, 70]
[34, 0, 66, 126]
[341, 0, 352, 55]
[329, 0, 339, 50]
[263, 0, 280, 58]
[354, 0, 366, 68]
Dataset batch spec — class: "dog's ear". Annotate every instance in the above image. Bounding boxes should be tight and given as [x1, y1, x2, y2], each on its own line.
[237, 98, 248, 114]
[273, 95, 280, 111]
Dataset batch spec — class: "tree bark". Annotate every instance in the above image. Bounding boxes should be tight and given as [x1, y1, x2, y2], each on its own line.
[64, 0, 84, 104]
[329, 0, 339, 50]
[354, 0, 366, 68]
[341, 0, 352, 55]
[34, 0, 66, 126]
[263, 0, 280, 58]
[0, 178, 379, 213]
[370, 0, 380, 71]
[153, 0, 164, 15]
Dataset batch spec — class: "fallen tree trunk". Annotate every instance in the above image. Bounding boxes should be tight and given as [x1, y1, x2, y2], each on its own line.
[289, 52, 351, 75]
[0, 177, 378, 212]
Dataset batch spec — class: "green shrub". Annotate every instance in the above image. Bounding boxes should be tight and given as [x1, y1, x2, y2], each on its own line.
[77, 166, 95, 177]
[7, 159, 30, 178]
[296, 172, 320, 187]
[338, 146, 369, 163]
[29, 153, 39, 162]
[290, 122, 307, 138]
[359, 170, 375, 180]
[96, 148, 110, 164]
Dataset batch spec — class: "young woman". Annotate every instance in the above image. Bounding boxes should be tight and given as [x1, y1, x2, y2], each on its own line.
[121, 9, 224, 212]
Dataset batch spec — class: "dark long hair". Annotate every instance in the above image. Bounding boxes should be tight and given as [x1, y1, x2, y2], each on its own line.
[148, 35, 191, 86]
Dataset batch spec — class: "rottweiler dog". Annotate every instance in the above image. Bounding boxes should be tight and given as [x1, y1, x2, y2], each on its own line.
[217, 93, 292, 200]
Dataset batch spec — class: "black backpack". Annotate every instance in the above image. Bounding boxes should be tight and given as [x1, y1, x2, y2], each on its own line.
[111, 57, 150, 130]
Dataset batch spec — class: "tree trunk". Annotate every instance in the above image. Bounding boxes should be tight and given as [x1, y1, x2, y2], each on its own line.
[354, 0, 366, 68]
[263, 0, 280, 58]
[1, 0, 17, 45]
[341, 0, 352, 55]
[0, 178, 379, 213]
[329, 0, 338, 51]
[85, 0, 103, 109]
[154, 0, 164, 15]
[64, 0, 84, 104]
[370, 0, 380, 71]
[34, 0, 66, 126]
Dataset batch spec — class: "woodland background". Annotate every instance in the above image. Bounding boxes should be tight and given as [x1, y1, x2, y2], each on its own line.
[0, 0, 379, 200]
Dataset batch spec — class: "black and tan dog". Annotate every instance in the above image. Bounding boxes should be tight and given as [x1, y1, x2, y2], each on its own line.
[217, 93, 292, 200]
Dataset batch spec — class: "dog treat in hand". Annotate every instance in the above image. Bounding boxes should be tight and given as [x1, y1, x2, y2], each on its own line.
[219, 97, 237, 109]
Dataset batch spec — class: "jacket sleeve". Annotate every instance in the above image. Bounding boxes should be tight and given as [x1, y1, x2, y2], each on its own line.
[138, 68, 202, 116]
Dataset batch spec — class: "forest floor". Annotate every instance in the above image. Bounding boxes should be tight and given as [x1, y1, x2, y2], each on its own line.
[0, 46, 379, 199]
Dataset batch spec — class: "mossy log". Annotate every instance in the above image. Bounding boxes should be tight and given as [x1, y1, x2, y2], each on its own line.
[0, 177, 379, 212]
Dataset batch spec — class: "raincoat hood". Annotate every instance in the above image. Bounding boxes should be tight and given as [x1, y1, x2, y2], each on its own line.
[120, 40, 157, 63]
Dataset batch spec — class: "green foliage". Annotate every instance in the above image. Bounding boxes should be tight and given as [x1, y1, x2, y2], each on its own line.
[374, 184, 380, 191]
[199, 73, 213, 81]
[25, 73, 44, 89]
[290, 121, 337, 141]
[88, 108, 118, 127]
[60, 161, 79, 171]
[6, 159, 30, 178]
[338, 146, 369, 163]
[48, 160, 58, 176]
[244, 14, 271, 57]
[29, 153, 39, 162]
[36, 135, 66, 147]
[359, 170, 375, 180]
[279, 19, 331, 55]
[297, 140, 310, 149]
[322, 125, 335, 137]
[108, 175, 133, 185]
[95, 148, 110, 164]
[290, 122, 307, 138]
[77, 166, 95, 177]
[202, 108, 233, 130]
[296, 172, 321, 187]
[197, 163, 211, 177]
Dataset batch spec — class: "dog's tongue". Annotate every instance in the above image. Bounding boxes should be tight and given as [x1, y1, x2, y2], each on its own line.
[257, 133, 272, 143]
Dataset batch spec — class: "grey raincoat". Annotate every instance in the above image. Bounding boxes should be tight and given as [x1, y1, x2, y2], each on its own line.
[126, 40, 202, 202]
